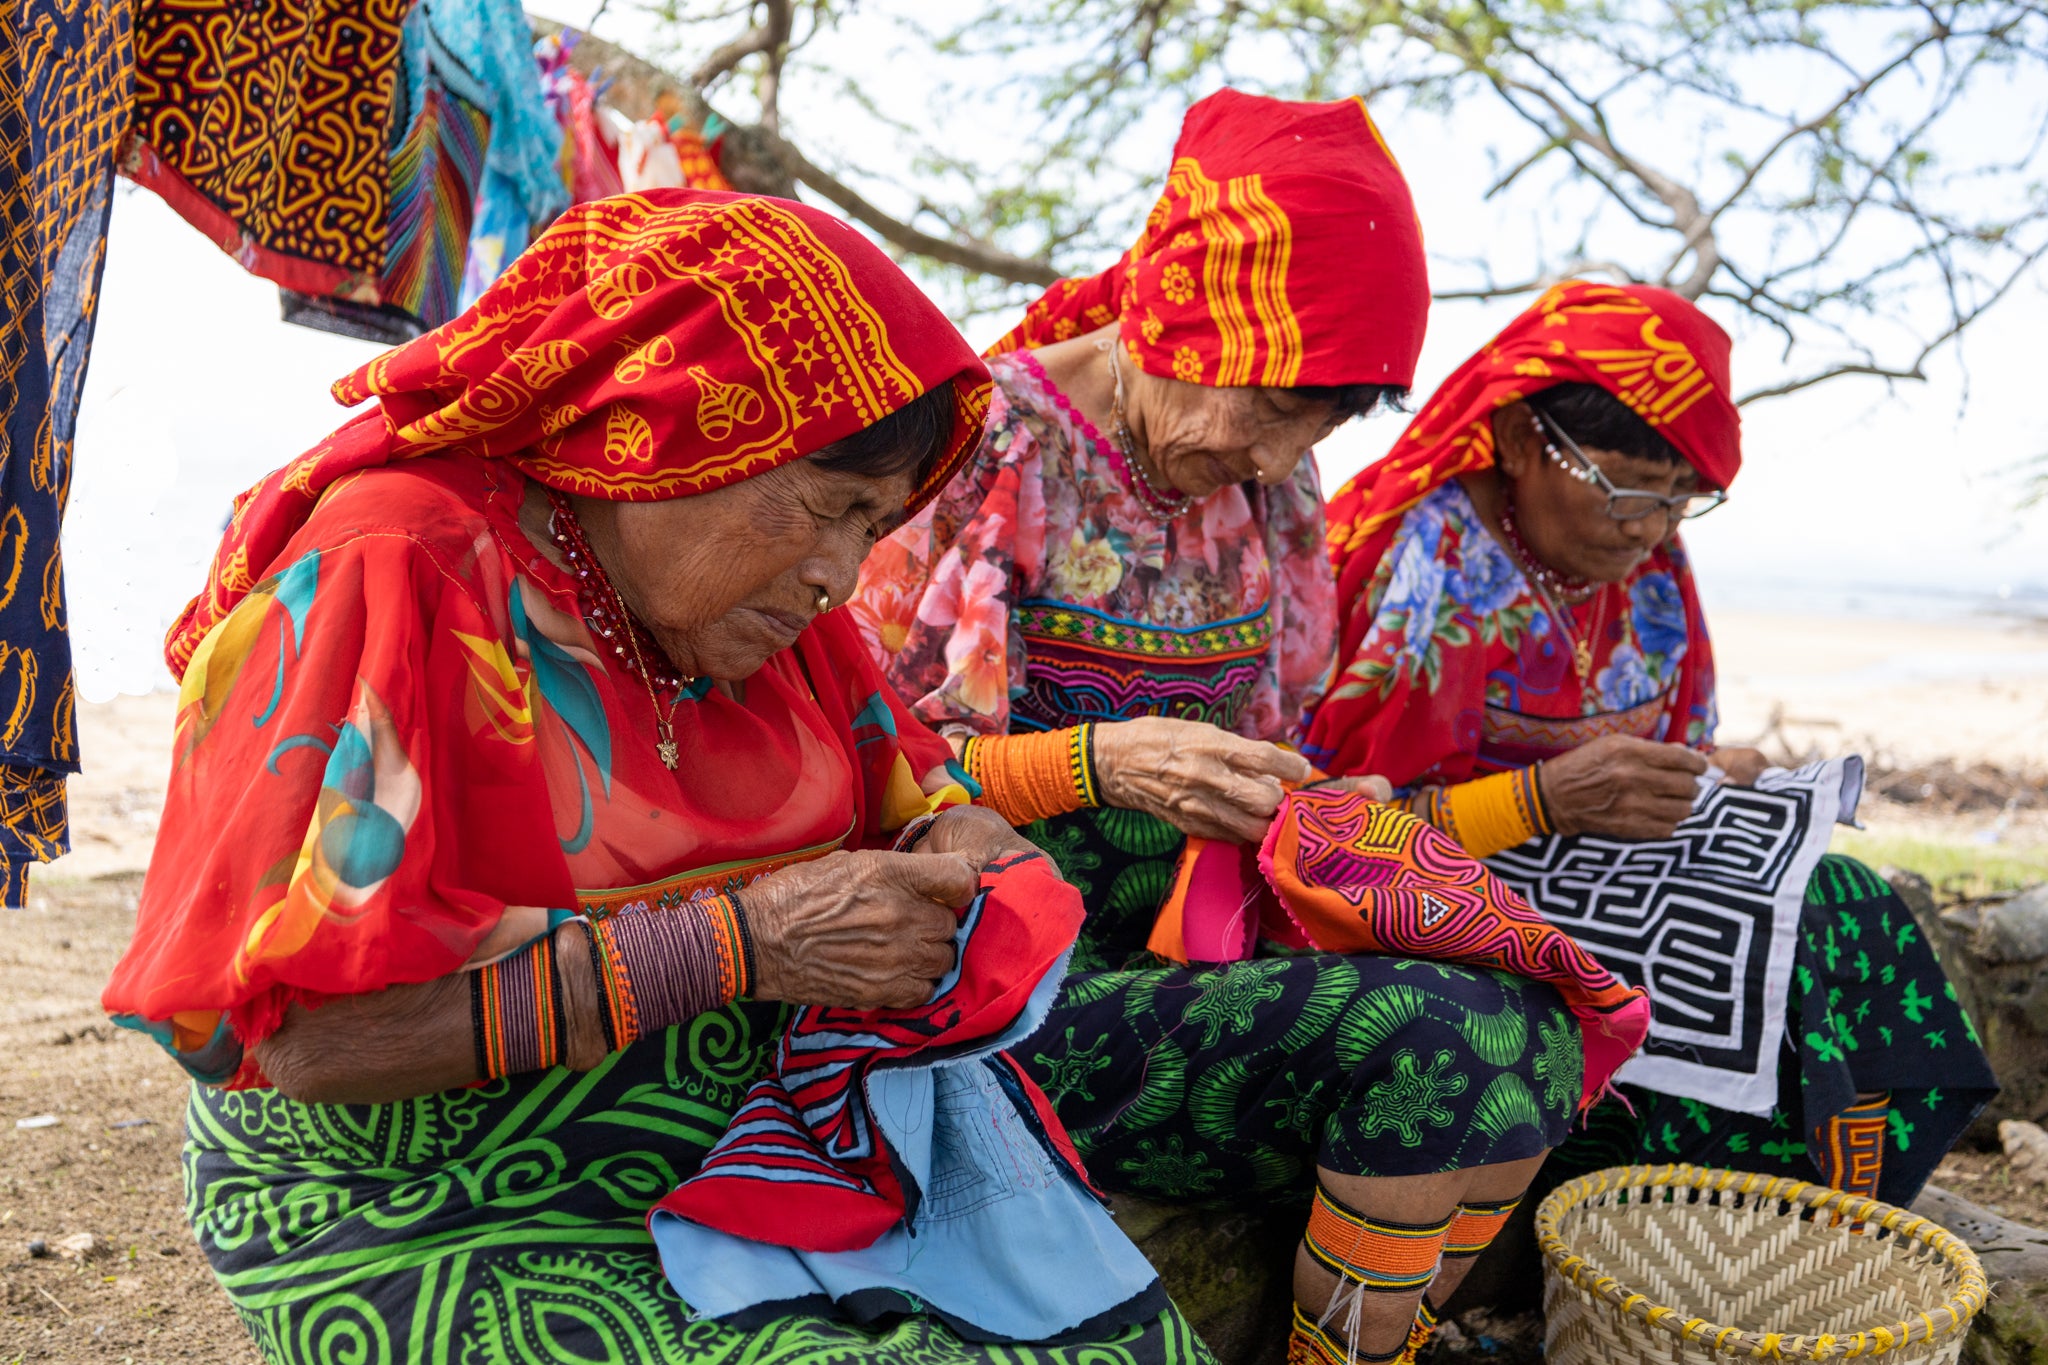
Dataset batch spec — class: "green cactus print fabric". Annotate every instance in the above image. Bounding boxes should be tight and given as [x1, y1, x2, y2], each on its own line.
[1546, 855, 1996, 1207]
[1016, 809, 1582, 1192]
[182, 1001, 1215, 1365]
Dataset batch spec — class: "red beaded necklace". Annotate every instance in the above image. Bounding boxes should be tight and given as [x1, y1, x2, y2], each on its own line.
[545, 490, 699, 768]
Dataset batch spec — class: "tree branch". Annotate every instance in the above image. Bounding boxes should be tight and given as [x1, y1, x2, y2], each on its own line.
[690, 1, 789, 88]
[764, 132, 1063, 285]
[532, 16, 1061, 287]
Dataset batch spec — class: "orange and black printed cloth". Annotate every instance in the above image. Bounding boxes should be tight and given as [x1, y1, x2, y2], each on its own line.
[122, 0, 410, 298]
[1259, 787, 1650, 1110]
[987, 88, 1428, 390]
[0, 0, 133, 907]
[1300, 281, 1741, 783]
[103, 191, 990, 1079]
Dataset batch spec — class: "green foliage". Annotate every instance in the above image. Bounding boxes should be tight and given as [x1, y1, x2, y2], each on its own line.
[1832, 829, 2048, 901]
[636, 0, 2048, 396]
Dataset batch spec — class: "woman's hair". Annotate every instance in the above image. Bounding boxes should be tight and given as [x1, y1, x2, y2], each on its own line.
[1527, 382, 1681, 464]
[809, 378, 956, 488]
[1293, 382, 1406, 422]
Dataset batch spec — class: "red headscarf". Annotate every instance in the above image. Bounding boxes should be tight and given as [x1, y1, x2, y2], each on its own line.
[1303, 281, 1741, 781]
[167, 190, 992, 676]
[988, 88, 1429, 388]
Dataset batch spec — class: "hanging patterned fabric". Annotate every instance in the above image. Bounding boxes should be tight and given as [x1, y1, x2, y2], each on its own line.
[0, 0, 134, 908]
[124, 0, 559, 336]
[123, 0, 412, 298]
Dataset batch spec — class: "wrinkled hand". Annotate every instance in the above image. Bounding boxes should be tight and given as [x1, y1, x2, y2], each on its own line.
[919, 803, 1045, 870]
[1710, 747, 1772, 787]
[744, 849, 977, 1010]
[1093, 716, 1313, 844]
[1540, 734, 1709, 841]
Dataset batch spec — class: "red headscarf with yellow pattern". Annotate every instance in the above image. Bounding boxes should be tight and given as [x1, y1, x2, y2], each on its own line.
[167, 190, 992, 676]
[988, 88, 1429, 388]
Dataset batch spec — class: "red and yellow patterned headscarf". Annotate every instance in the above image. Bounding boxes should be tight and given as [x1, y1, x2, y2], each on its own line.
[1323, 281, 1740, 564]
[988, 88, 1429, 389]
[166, 190, 992, 676]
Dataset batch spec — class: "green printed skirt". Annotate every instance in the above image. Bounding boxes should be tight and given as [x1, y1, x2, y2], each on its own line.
[1548, 854, 1997, 1205]
[1017, 808, 1584, 1198]
[183, 1001, 1214, 1365]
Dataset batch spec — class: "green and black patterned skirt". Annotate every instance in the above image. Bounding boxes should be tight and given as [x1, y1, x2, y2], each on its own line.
[184, 1001, 1214, 1365]
[1017, 808, 1584, 1199]
[1547, 854, 1996, 1206]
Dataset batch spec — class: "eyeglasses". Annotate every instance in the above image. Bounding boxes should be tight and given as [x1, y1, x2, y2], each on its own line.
[1530, 411, 1727, 522]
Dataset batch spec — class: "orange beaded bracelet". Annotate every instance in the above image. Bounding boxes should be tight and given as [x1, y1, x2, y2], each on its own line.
[961, 726, 1100, 825]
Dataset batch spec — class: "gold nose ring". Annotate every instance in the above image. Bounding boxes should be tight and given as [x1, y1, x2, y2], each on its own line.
[816, 588, 831, 613]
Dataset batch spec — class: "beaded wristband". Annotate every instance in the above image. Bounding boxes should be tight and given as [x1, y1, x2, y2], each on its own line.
[962, 726, 1099, 825]
[586, 894, 748, 1051]
[1409, 766, 1554, 860]
[471, 931, 568, 1079]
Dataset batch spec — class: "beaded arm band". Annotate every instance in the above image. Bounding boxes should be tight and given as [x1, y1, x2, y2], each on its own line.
[471, 929, 569, 1078]
[585, 893, 753, 1053]
[471, 894, 754, 1078]
[1402, 765, 1554, 860]
[960, 725, 1101, 826]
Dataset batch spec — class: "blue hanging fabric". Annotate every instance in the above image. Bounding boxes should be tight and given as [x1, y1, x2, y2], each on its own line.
[0, 0, 134, 906]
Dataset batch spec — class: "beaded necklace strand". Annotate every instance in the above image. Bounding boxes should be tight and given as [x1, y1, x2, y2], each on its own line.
[546, 490, 705, 770]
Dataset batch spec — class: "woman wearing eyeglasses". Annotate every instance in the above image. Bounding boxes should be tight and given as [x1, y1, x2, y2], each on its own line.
[1302, 280, 1994, 1206]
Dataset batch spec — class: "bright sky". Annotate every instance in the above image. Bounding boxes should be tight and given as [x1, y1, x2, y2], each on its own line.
[65, 1, 2048, 703]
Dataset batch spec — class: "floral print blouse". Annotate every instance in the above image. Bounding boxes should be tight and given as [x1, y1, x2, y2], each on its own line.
[851, 352, 1336, 742]
[1309, 478, 1717, 788]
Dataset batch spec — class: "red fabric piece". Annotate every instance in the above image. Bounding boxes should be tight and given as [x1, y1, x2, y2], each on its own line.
[1259, 788, 1650, 1109]
[654, 852, 1089, 1253]
[164, 190, 992, 677]
[1301, 281, 1737, 783]
[987, 89, 1428, 390]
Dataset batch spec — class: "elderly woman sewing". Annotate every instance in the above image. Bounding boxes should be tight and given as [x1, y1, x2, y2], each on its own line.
[102, 193, 1208, 1365]
[1301, 280, 1996, 1206]
[854, 91, 1590, 1365]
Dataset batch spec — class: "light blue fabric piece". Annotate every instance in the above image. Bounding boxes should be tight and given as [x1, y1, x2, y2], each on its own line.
[416, 0, 566, 226]
[650, 944, 1161, 1342]
[458, 167, 532, 311]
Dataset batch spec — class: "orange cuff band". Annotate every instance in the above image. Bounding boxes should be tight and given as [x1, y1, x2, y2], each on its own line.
[962, 726, 1098, 825]
[1443, 1195, 1521, 1258]
[1412, 766, 1551, 859]
[472, 932, 567, 1079]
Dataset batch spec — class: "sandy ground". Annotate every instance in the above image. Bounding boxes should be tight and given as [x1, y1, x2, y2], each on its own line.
[3, 608, 2044, 1363]
[1711, 609, 2048, 775]
[0, 876, 258, 1365]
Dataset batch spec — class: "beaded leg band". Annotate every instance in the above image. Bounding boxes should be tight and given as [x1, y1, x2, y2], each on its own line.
[1442, 1194, 1521, 1261]
[1400, 1300, 1440, 1365]
[1289, 1303, 1402, 1365]
[961, 725, 1100, 825]
[1304, 1186, 1453, 1296]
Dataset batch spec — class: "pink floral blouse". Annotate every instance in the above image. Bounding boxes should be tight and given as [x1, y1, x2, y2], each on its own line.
[850, 352, 1337, 742]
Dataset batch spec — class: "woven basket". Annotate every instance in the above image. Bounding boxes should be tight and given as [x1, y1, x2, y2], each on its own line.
[1537, 1165, 1987, 1363]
